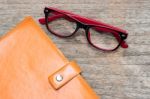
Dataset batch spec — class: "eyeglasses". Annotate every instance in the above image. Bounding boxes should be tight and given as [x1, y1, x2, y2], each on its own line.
[39, 7, 128, 51]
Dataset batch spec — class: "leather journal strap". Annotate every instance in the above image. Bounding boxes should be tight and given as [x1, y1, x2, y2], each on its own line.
[49, 61, 82, 90]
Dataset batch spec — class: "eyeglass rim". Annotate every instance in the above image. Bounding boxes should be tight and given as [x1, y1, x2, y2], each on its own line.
[44, 14, 123, 51]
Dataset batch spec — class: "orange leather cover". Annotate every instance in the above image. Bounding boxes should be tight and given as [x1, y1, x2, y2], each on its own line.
[0, 16, 100, 99]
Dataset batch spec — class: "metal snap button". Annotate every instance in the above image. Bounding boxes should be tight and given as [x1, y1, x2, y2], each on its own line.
[56, 74, 63, 82]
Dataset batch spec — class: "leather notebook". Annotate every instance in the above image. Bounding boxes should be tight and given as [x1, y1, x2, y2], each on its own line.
[0, 16, 100, 99]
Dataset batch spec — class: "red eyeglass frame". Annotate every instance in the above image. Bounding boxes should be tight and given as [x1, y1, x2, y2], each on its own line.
[39, 7, 128, 51]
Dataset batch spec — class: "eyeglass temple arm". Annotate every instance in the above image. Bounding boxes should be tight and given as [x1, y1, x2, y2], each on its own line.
[41, 8, 128, 33]
[39, 13, 128, 48]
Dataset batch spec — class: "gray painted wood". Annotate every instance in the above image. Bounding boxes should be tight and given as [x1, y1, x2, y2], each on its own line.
[0, 0, 150, 99]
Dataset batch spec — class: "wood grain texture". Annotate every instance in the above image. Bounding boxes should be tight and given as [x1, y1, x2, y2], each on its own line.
[0, 0, 150, 99]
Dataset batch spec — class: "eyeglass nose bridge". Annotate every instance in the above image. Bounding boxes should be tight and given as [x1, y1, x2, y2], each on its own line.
[77, 22, 89, 30]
